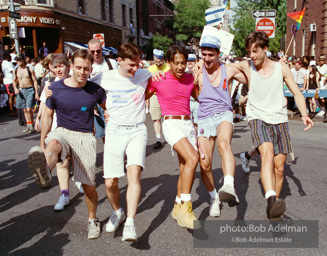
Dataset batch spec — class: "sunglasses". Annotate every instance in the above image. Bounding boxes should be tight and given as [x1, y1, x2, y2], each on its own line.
[90, 50, 101, 55]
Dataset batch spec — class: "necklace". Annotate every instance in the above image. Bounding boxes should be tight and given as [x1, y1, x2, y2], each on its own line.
[205, 67, 220, 83]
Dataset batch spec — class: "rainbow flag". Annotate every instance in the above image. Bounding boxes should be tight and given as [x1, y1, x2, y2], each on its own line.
[223, 0, 230, 10]
[287, 8, 305, 33]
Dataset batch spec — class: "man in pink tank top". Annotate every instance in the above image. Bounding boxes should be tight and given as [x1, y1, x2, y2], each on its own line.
[233, 31, 313, 221]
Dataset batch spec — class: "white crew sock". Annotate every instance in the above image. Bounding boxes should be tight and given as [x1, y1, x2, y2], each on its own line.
[115, 208, 122, 216]
[223, 175, 234, 187]
[125, 217, 134, 226]
[175, 196, 181, 204]
[181, 193, 192, 202]
[209, 189, 218, 199]
[156, 134, 161, 142]
[265, 190, 276, 199]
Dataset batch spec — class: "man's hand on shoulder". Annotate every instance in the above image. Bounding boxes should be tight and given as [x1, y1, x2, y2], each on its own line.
[152, 71, 165, 82]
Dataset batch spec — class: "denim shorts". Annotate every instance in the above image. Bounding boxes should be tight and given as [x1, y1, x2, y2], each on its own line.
[197, 111, 233, 138]
[190, 100, 199, 124]
[103, 122, 148, 179]
[94, 104, 106, 138]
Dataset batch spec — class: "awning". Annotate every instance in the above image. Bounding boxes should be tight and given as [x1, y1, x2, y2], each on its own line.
[64, 42, 88, 55]
[103, 46, 117, 55]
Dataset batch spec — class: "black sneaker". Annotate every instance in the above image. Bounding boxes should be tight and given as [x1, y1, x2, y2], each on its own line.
[266, 196, 286, 220]
[153, 141, 162, 150]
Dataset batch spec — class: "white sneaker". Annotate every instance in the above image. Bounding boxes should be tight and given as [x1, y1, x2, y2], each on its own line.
[28, 146, 51, 188]
[54, 194, 70, 211]
[316, 110, 325, 117]
[218, 184, 240, 207]
[209, 197, 221, 217]
[88, 219, 101, 239]
[122, 224, 138, 242]
[75, 181, 84, 194]
[240, 152, 250, 173]
[106, 210, 126, 232]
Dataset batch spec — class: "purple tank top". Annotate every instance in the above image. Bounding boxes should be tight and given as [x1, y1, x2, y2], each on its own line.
[197, 63, 232, 120]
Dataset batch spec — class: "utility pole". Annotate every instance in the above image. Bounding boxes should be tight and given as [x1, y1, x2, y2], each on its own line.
[9, 0, 20, 54]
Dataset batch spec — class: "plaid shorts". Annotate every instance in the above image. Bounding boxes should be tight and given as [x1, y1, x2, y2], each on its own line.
[16, 87, 35, 109]
[248, 119, 292, 155]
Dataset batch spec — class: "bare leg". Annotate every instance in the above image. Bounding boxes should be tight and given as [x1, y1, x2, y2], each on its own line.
[274, 154, 287, 198]
[45, 139, 63, 171]
[105, 178, 120, 210]
[56, 158, 70, 190]
[82, 184, 98, 219]
[198, 136, 216, 192]
[126, 165, 142, 218]
[258, 142, 275, 193]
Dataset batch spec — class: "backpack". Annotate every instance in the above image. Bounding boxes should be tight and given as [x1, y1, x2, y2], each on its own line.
[104, 57, 114, 70]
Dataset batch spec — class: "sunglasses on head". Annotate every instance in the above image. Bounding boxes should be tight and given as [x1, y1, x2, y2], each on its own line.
[90, 50, 101, 54]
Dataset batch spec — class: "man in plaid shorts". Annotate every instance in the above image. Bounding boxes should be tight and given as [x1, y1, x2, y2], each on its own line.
[234, 31, 313, 221]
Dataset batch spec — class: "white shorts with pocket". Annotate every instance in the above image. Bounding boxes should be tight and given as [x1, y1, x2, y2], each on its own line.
[162, 119, 197, 154]
[103, 122, 148, 179]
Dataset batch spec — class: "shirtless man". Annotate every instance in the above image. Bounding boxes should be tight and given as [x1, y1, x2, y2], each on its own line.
[13, 55, 39, 133]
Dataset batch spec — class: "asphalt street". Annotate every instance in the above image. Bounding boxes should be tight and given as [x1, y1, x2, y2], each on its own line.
[0, 113, 326, 256]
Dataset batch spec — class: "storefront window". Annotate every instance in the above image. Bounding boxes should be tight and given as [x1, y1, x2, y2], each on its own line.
[35, 0, 54, 6]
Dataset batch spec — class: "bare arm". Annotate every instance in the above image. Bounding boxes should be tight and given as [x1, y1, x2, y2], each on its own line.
[145, 78, 155, 100]
[40, 106, 54, 150]
[191, 88, 199, 102]
[282, 63, 313, 131]
[239, 95, 248, 107]
[31, 69, 39, 99]
[35, 101, 45, 131]
[13, 70, 19, 95]
[99, 101, 106, 111]
[315, 72, 320, 90]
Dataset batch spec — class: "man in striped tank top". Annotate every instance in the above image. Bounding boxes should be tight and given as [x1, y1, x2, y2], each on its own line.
[233, 31, 313, 221]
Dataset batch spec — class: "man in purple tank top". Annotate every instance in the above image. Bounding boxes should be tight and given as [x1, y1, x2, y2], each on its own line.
[196, 29, 248, 218]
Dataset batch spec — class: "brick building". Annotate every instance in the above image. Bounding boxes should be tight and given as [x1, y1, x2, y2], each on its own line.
[0, 0, 137, 58]
[137, 0, 174, 49]
[286, 0, 327, 58]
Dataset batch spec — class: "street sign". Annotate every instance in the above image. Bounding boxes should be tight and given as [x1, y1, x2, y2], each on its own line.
[252, 9, 276, 18]
[9, 18, 18, 39]
[9, 11, 21, 19]
[256, 18, 275, 38]
[252, 10, 265, 18]
[93, 33, 105, 47]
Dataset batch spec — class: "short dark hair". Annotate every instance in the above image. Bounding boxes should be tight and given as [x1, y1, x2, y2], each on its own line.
[117, 43, 141, 60]
[3, 50, 10, 60]
[51, 53, 70, 67]
[166, 45, 188, 63]
[72, 49, 94, 65]
[245, 31, 269, 50]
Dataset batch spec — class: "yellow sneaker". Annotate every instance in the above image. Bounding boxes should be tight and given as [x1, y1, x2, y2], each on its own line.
[171, 201, 180, 220]
[177, 201, 200, 229]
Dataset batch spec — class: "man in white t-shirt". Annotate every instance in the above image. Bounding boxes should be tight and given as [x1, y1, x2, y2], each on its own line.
[90, 42, 152, 242]
[317, 56, 327, 118]
[88, 39, 118, 143]
[2, 51, 16, 116]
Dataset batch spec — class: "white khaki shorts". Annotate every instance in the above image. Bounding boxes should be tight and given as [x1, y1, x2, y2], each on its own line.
[45, 127, 96, 186]
[103, 122, 148, 179]
[150, 94, 162, 120]
[162, 119, 198, 154]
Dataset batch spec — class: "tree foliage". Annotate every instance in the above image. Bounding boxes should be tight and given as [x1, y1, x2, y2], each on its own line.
[230, 0, 287, 57]
[143, 33, 173, 60]
[173, 0, 211, 44]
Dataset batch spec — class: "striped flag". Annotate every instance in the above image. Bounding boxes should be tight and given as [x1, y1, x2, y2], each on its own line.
[223, 0, 230, 10]
[205, 5, 226, 27]
[287, 8, 305, 34]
